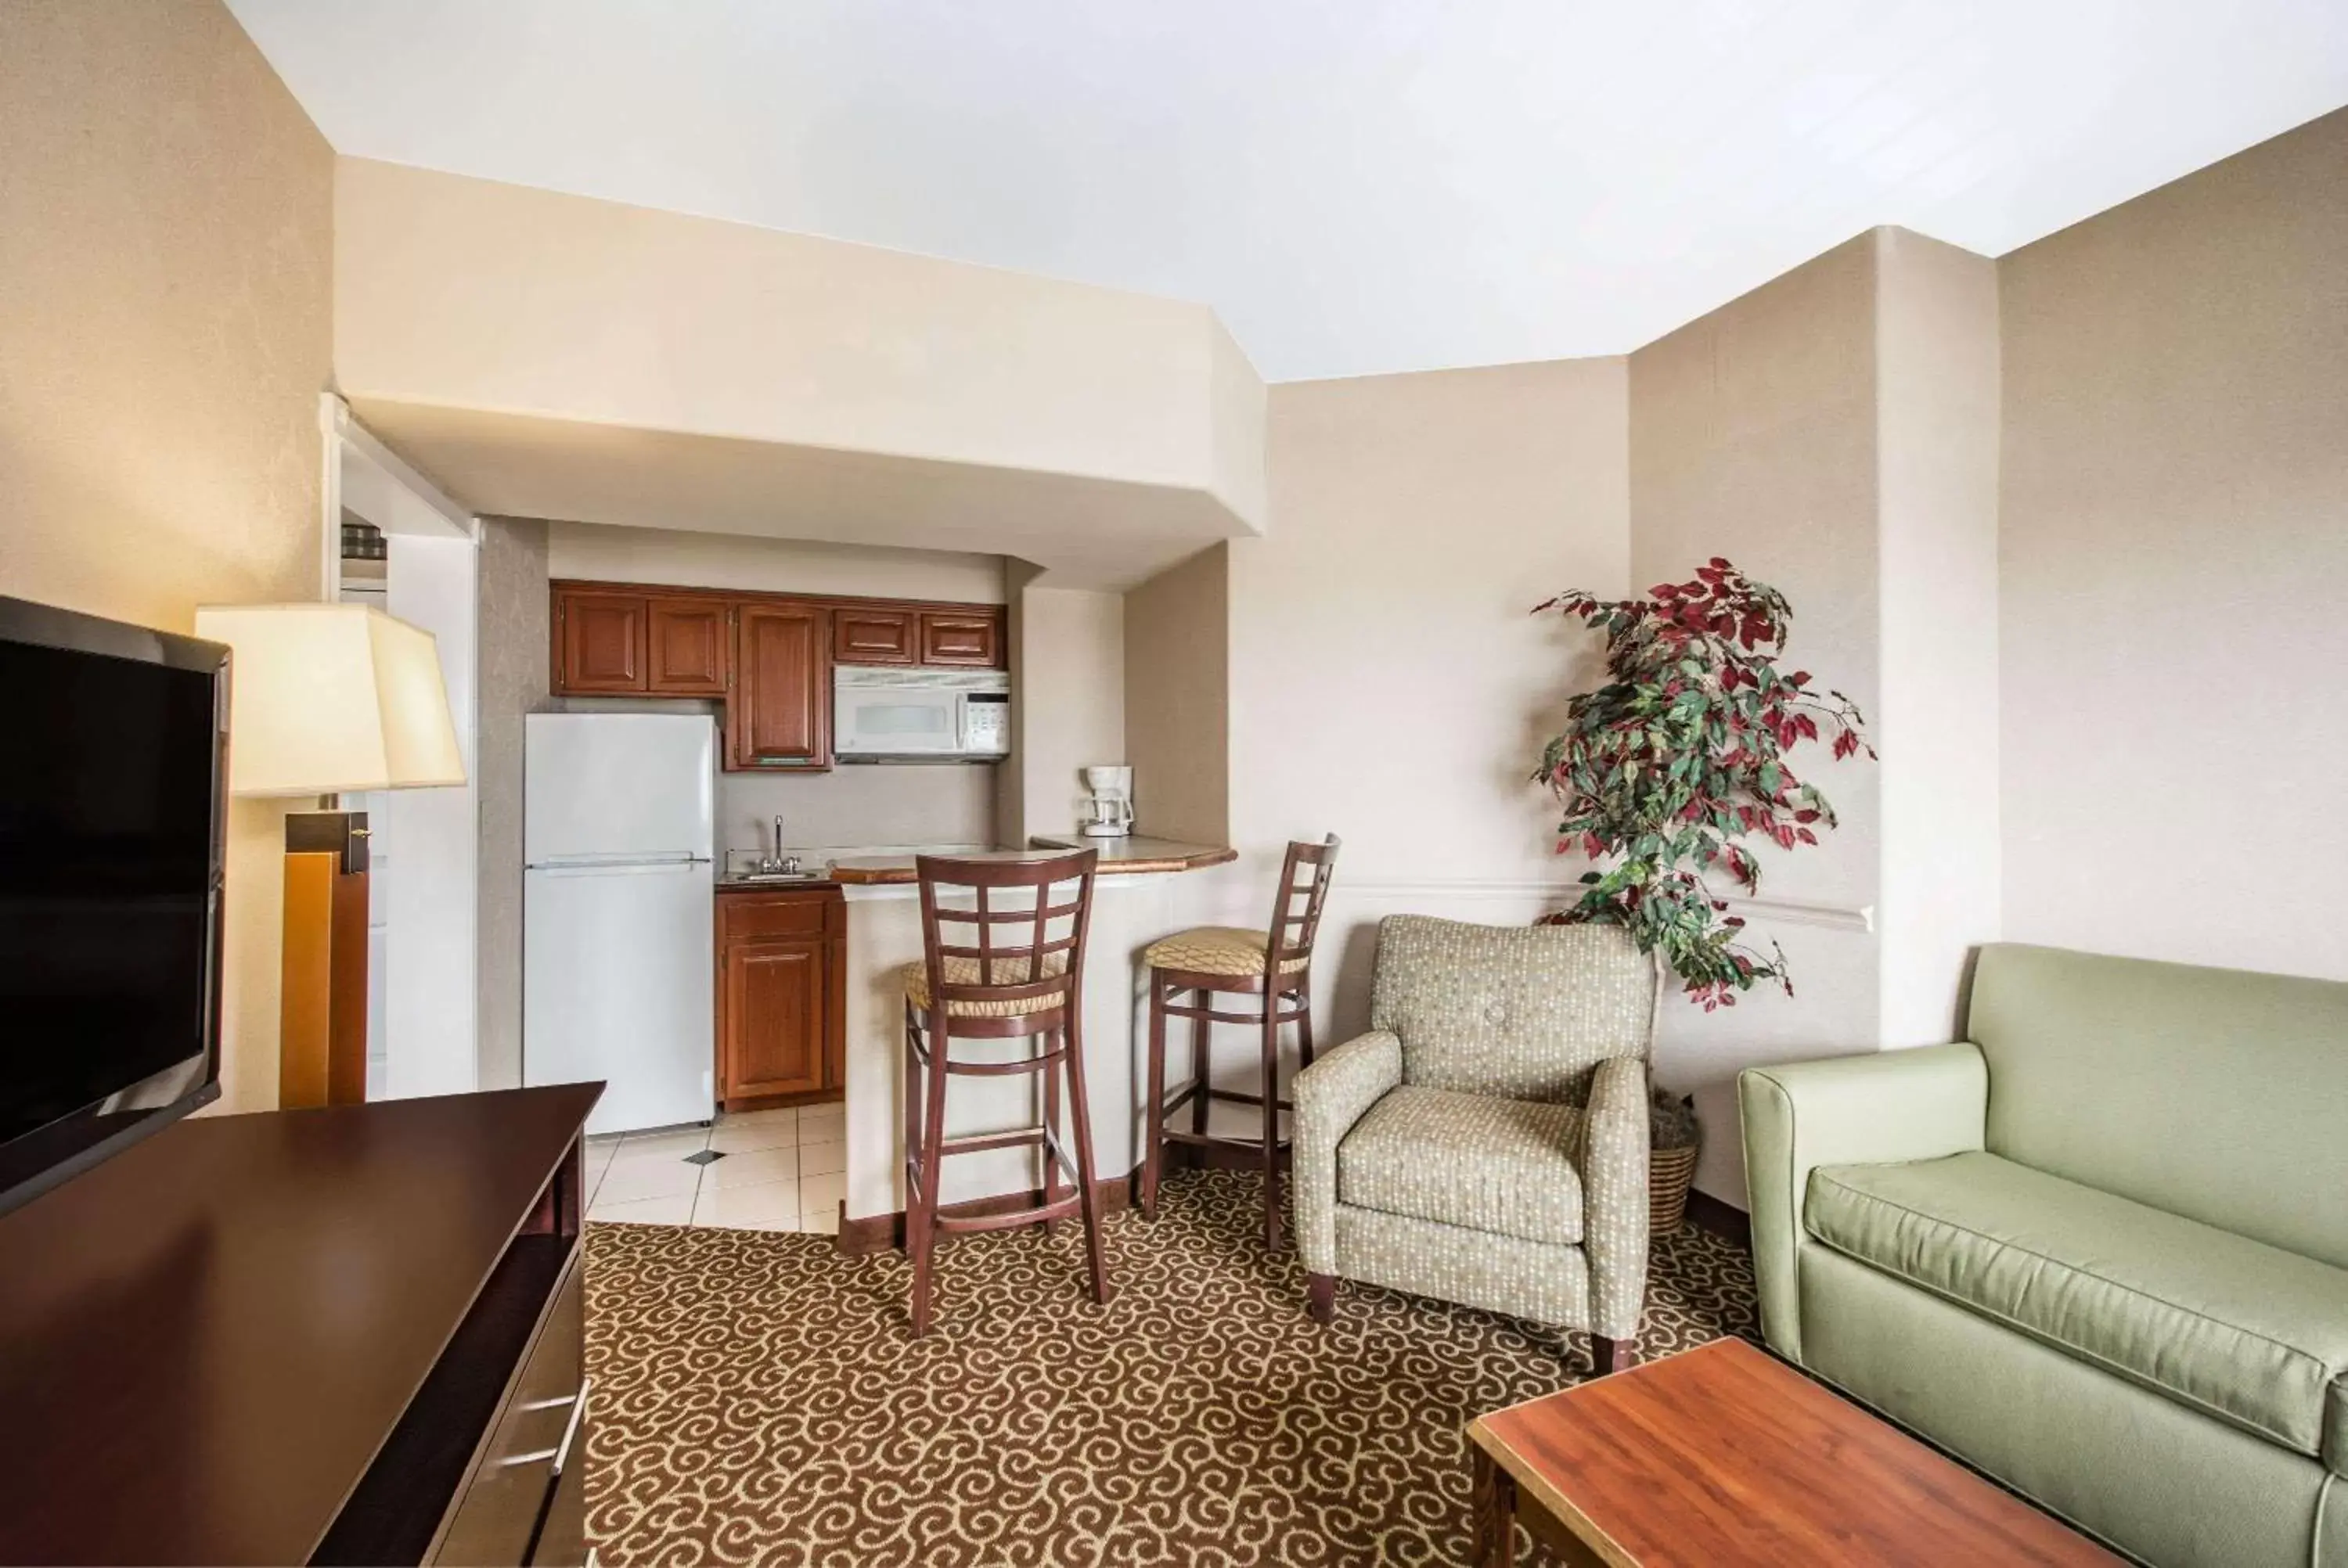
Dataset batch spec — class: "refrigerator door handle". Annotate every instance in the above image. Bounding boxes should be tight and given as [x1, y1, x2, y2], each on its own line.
[530, 856, 705, 876]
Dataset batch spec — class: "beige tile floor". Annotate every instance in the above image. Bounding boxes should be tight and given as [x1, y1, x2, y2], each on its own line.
[585, 1101, 847, 1235]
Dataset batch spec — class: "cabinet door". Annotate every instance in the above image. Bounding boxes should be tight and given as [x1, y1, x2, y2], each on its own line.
[729, 603, 831, 769]
[832, 606, 917, 666]
[555, 591, 646, 692]
[646, 597, 728, 694]
[919, 609, 1003, 668]
[721, 937, 827, 1099]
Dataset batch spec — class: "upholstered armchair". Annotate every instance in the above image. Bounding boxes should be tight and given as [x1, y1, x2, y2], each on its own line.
[1291, 916, 1661, 1370]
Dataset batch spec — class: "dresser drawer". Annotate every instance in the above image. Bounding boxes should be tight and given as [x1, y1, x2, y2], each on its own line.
[720, 890, 841, 942]
[432, 1253, 585, 1566]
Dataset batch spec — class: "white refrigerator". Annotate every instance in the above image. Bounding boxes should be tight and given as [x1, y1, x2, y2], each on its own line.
[524, 713, 716, 1136]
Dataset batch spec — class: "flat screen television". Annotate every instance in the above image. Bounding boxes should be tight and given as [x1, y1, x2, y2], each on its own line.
[0, 594, 229, 1218]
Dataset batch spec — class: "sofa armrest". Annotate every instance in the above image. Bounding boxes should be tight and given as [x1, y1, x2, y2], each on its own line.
[1738, 1042, 1988, 1364]
[1292, 1030, 1404, 1275]
[1581, 1054, 1651, 1340]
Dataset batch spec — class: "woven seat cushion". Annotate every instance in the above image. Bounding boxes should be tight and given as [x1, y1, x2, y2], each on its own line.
[1337, 1085, 1584, 1246]
[1144, 926, 1309, 978]
[901, 952, 1071, 1018]
[1807, 1151, 2348, 1468]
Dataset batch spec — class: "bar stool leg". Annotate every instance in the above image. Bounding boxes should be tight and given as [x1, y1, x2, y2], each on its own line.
[1260, 988, 1283, 1253]
[909, 1010, 952, 1338]
[1041, 1023, 1064, 1236]
[1189, 988, 1212, 1140]
[1142, 973, 1169, 1221]
[1295, 985, 1316, 1069]
[1058, 1020, 1112, 1306]
[901, 1004, 921, 1257]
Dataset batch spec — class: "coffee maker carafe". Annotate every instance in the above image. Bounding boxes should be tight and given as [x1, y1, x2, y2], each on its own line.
[1079, 764, 1135, 838]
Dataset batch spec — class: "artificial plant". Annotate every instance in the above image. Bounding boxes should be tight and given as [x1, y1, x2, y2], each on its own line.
[1533, 558, 1873, 1009]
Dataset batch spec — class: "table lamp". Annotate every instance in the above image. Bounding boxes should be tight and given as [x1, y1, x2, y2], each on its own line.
[194, 603, 465, 1109]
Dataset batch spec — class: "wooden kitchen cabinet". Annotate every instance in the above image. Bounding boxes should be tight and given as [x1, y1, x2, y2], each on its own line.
[731, 602, 832, 769]
[717, 888, 845, 1108]
[918, 609, 1002, 668]
[552, 589, 646, 693]
[646, 596, 729, 694]
[832, 605, 917, 665]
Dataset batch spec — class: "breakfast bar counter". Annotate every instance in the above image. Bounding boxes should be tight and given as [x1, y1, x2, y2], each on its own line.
[825, 836, 1234, 884]
[830, 837, 1237, 1240]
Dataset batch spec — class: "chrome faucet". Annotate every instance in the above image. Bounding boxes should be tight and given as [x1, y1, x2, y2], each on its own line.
[756, 815, 801, 876]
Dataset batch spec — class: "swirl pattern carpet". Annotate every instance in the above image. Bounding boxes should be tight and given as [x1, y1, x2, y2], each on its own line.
[585, 1168, 1758, 1566]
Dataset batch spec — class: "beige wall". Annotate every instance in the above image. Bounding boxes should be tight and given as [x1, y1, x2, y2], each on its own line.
[2000, 107, 2348, 982]
[2, 0, 333, 1113]
[1005, 581, 1126, 843]
[1629, 234, 1886, 1198]
[1238, 360, 1630, 877]
[1148, 361, 1630, 1115]
[546, 520, 1005, 603]
[1875, 230, 2002, 1045]
[723, 767, 998, 858]
[475, 516, 549, 1090]
[336, 159, 1265, 585]
[1122, 547, 1232, 846]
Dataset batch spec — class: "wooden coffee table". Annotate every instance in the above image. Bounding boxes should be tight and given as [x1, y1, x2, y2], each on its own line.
[1466, 1337, 2121, 1566]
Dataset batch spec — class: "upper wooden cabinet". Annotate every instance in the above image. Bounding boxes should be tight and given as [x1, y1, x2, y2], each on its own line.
[832, 606, 917, 666]
[731, 602, 831, 769]
[554, 592, 646, 692]
[920, 610, 1002, 668]
[646, 597, 729, 695]
[550, 581, 1003, 770]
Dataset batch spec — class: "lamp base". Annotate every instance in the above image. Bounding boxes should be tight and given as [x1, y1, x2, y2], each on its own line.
[279, 811, 370, 1109]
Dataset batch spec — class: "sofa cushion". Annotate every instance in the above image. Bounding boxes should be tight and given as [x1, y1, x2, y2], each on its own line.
[1338, 1086, 1583, 1246]
[1806, 1151, 2348, 1466]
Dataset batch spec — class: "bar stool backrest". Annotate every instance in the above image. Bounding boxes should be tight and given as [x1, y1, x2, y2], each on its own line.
[1264, 835, 1341, 976]
[914, 847, 1100, 1028]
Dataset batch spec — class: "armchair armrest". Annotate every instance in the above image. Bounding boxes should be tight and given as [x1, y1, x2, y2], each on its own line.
[1581, 1054, 1651, 1340]
[1738, 1042, 1988, 1362]
[1292, 1030, 1403, 1275]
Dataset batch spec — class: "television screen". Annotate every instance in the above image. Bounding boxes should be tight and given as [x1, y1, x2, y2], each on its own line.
[0, 597, 226, 1214]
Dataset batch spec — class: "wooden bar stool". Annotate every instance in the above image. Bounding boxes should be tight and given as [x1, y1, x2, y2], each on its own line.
[1140, 835, 1340, 1250]
[899, 848, 1111, 1338]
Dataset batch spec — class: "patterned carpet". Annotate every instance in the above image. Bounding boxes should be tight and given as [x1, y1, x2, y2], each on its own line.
[584, 1168, 1759, 1566]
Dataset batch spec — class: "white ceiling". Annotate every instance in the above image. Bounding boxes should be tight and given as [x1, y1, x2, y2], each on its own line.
[230, 0, 2348, 383]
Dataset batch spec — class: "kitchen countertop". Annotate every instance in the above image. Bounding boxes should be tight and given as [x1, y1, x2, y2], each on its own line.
[825, 835, 1235, 886]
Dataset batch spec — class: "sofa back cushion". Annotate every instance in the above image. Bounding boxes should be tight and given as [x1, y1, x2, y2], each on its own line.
[1968, 944, 2348, 1271]
[1370, 917, 1655, 1104]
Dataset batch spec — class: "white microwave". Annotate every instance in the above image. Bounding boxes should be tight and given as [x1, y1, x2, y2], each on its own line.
[834, 666, 1010, 761]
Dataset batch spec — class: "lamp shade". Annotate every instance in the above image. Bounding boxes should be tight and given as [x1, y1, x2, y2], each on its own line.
[194, 603, 466, 797]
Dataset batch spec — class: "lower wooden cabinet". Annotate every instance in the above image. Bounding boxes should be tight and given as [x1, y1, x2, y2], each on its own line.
[716, 887, 845, 1108]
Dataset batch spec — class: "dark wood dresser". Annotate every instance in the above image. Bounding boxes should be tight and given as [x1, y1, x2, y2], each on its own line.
[0, 1084, 601, 1566]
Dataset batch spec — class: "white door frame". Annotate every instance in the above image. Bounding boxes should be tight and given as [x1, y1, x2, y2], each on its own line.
[320, 394, 483, 1099]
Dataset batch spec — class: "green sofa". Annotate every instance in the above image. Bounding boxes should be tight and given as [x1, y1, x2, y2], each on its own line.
[1740, 944, 2348, 1567]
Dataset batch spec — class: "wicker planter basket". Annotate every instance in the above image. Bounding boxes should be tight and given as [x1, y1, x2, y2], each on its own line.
[1650, 1142, 1699, 1235]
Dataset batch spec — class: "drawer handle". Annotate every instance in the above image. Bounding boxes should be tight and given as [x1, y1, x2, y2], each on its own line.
[553, 1378, 591, 1476]
[492, 1379, 589, 1472]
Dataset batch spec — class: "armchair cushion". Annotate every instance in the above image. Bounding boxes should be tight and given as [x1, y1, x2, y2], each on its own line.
[1337, 1087, 1584, 1246]
[1808, 1151, 2348, 1466]
[1370, 918, 1657, 1103]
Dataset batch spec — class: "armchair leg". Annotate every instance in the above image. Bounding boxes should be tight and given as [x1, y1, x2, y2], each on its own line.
[1590, 1333, 1640, 1376]
[1305, 1271, 1337, 1325]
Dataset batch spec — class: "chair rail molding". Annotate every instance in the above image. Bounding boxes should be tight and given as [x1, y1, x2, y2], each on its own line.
[1325, 877, 1875, 934]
